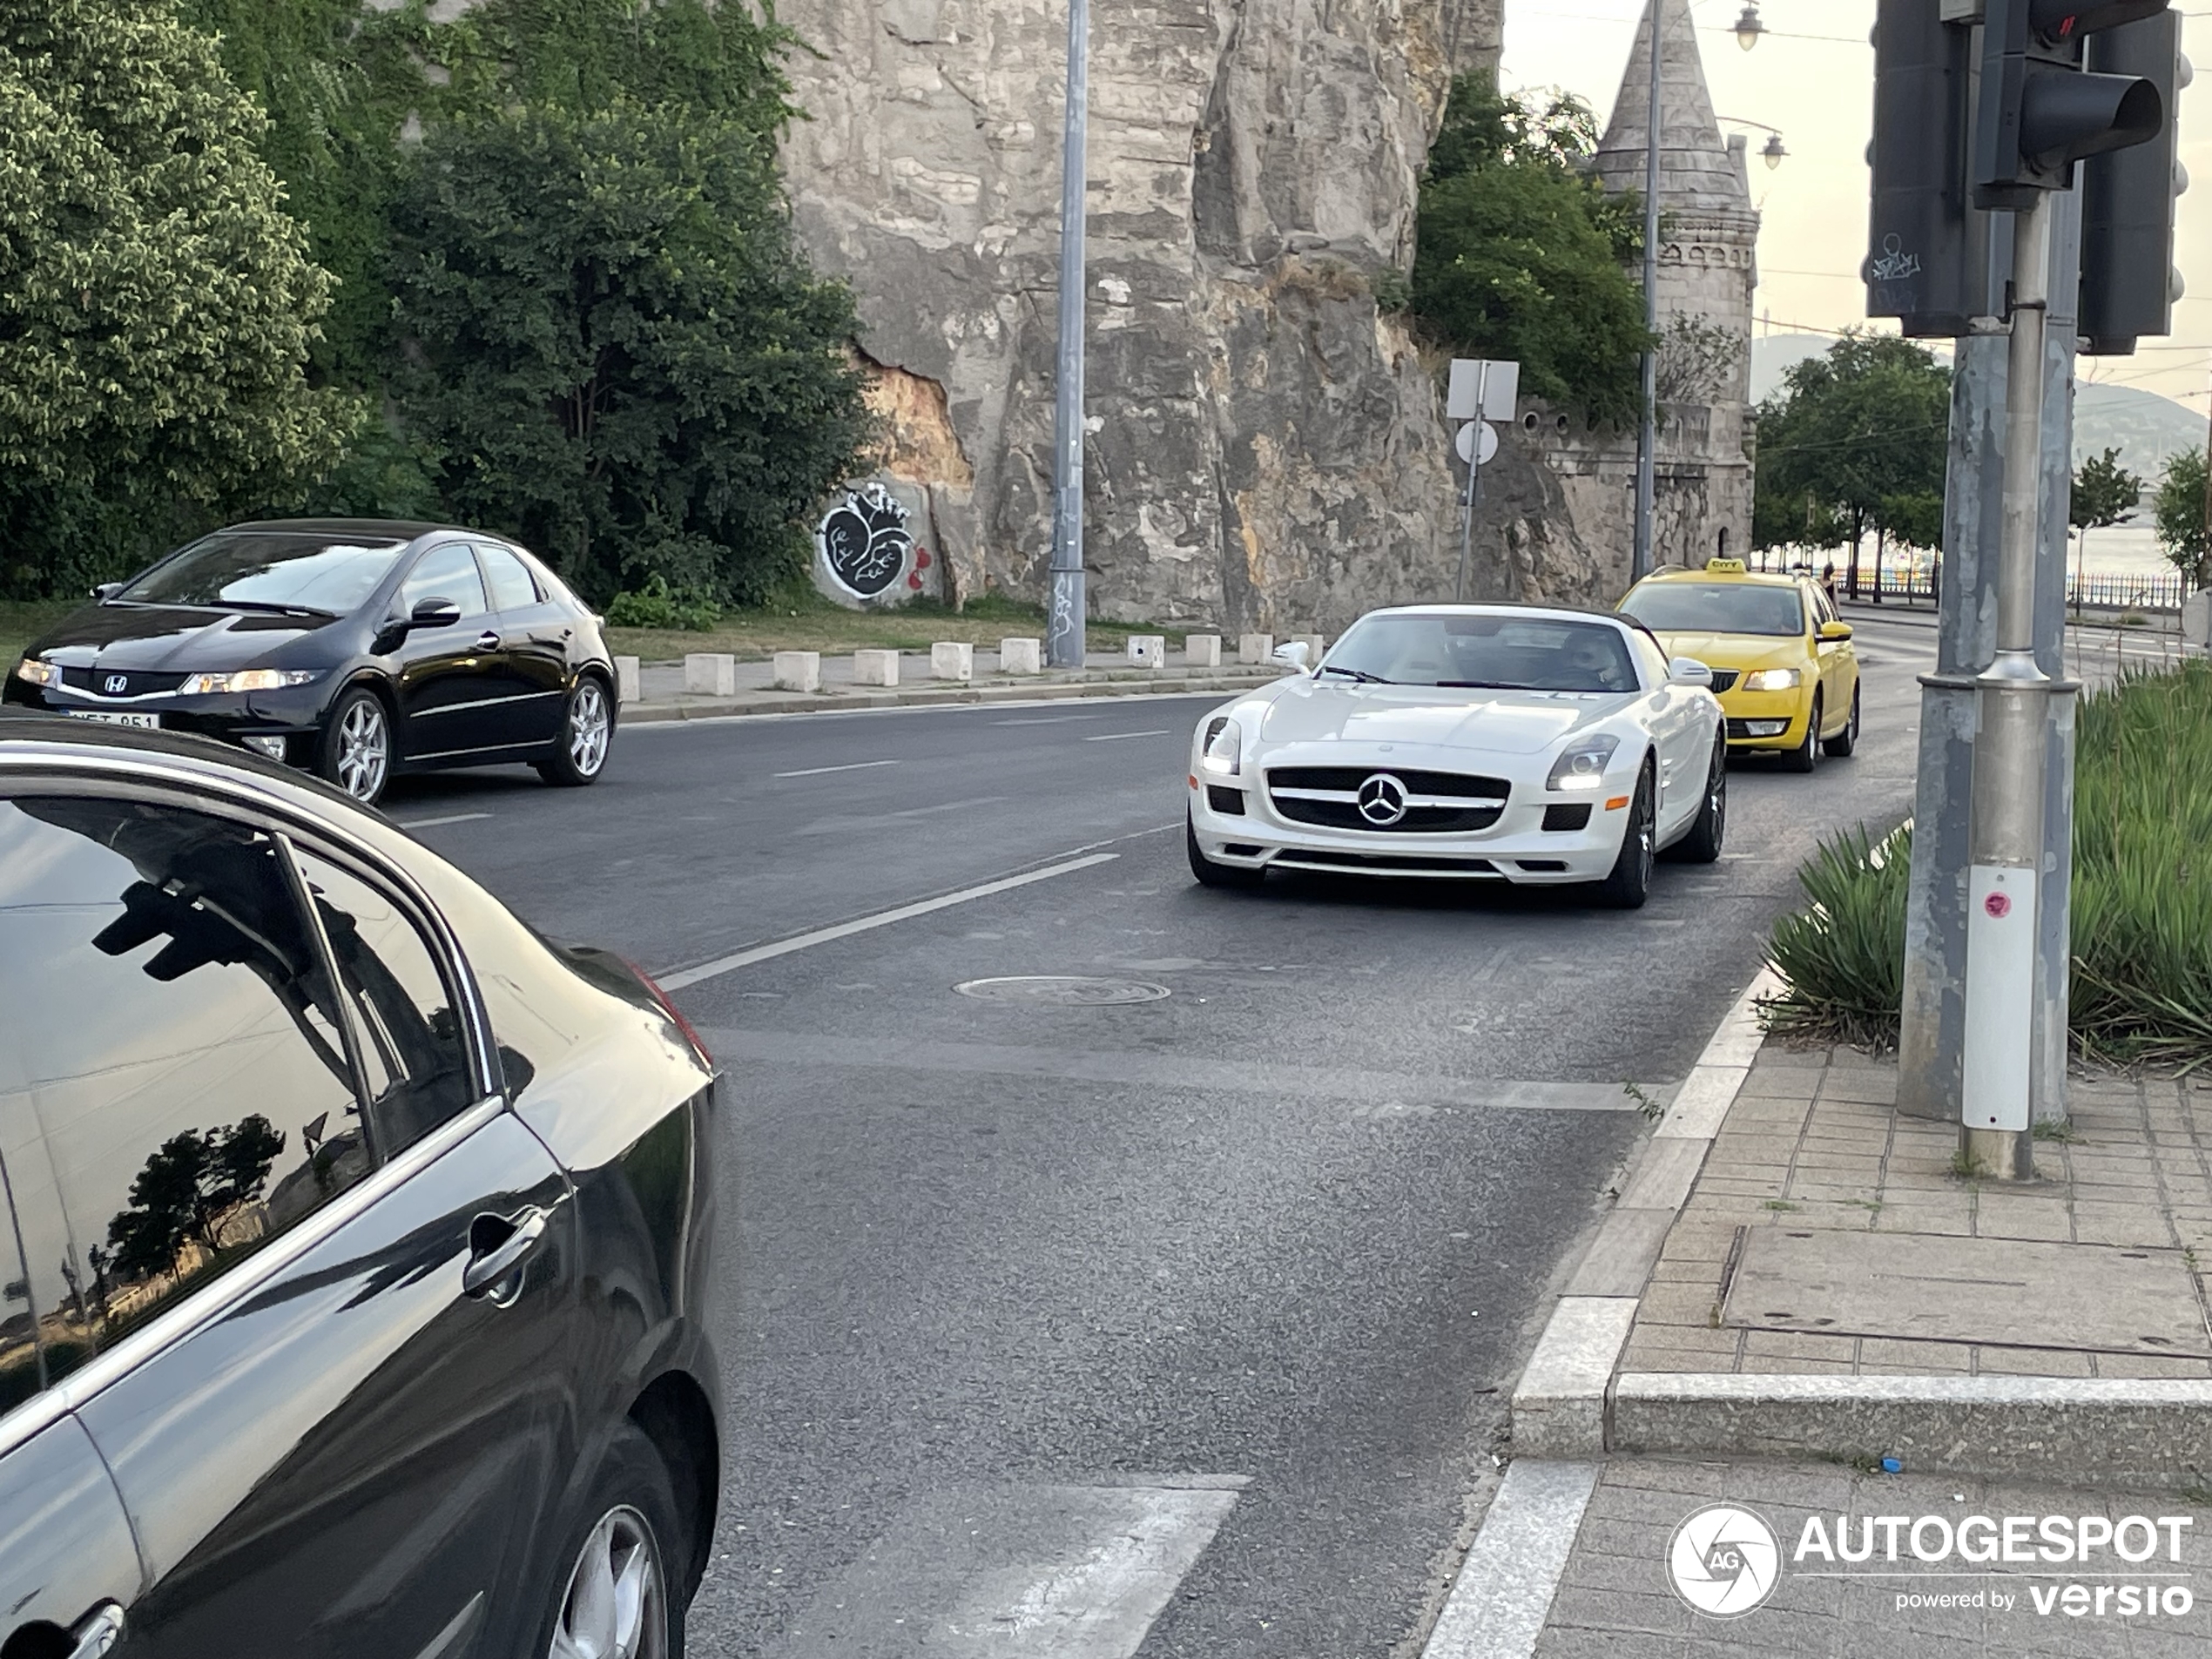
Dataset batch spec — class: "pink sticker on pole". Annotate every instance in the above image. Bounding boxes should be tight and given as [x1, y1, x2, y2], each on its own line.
[1984, 892, 2012, 920]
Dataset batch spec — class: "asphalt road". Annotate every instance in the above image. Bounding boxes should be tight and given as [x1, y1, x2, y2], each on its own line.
[374, 614, 2128, 1657]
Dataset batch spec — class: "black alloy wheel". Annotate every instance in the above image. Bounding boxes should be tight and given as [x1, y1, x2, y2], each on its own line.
[1670, 737, 1728, 864]
[1594, 765, 1656, 908]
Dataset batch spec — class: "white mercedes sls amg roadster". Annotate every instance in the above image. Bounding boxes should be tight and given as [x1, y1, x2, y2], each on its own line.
[1185, 605, 1728, 908]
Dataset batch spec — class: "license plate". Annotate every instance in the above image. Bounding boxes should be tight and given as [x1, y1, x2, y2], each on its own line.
[64, 709, 160, 729]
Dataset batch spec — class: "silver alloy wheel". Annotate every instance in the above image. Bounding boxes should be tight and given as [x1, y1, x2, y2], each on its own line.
[335, 697, 388, 800]
[550, 1505, 664, 1659]
[569, 680, 610, 777]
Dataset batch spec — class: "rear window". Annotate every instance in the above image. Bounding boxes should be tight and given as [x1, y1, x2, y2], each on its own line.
[1619, 583, 1806, 638]
[119, 532, 408, 617]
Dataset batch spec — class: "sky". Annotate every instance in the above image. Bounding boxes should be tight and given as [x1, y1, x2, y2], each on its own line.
[1499, 0, 2212, 419]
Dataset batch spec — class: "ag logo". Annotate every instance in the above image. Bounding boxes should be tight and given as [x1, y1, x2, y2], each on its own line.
[1667, 1504, 1780, 1618]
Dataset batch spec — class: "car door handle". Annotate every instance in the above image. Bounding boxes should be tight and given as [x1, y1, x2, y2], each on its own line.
[66, 1603, 126, 1659]
[475, 631, 502, 651]
[462, 1205, 549, 1298]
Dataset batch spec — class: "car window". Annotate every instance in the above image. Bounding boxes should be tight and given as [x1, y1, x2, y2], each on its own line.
[478, 545, 542, 614]
[293, 849, 479, 1155]
[1628, 630, 1671, 689]
[1809, 585, 1838, 629]
[1619, 583, 1806, 637]
[0, 797, 373, 1400]
[117, 530, 406, 617]
[1324, 613, 1639, 693]
[398, 543, 488, 621]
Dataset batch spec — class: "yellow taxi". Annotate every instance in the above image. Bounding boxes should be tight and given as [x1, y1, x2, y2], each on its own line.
[1617, 559, 1860, 772]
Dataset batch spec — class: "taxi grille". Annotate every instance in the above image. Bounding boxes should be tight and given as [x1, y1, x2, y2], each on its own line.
[1706, 670, 1741, 694]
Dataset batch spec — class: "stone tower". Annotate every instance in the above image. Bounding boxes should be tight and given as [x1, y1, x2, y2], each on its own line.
[1587, 0, 1760, 571]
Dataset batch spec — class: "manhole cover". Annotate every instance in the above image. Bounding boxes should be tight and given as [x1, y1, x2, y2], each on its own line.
[954, 975, 1171, 1007]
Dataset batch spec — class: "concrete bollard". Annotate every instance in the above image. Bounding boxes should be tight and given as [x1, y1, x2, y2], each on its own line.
[683, 652, 736, 697]
[614, 655, 641, 704]
[931, 641, 974, 682]
[1184, 633, 1223, 669]
[999, 637, 1044, 674]
[1238, 632, 1275, 666]
[1127, 635, 1167, 669]
[772, 651, 821, 693]
[853, 649, 900, 688]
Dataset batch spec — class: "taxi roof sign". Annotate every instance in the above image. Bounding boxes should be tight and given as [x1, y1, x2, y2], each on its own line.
[1706, 557, 1749, 574]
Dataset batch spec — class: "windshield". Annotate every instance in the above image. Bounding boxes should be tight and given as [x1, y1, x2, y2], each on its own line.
[1619, 582, 1805, 638]
[118, 531, 409, 615]
[1321, 613, 1641, 694]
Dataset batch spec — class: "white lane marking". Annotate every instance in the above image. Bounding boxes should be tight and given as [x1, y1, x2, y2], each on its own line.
[995, 714, 1101, 725]
[1421, 1460, 1600, 1659]
[893, 795, 1006, 819]
[394, 812, 493, 830]
[774, 759, 900, 778]
[761, 1480, 1243, 1659]
[657, 853, 1119, 991]
[1083, 728, 1172, 742]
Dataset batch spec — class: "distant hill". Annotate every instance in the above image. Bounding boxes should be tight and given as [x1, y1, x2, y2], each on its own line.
[1750, 334, 2205, 484]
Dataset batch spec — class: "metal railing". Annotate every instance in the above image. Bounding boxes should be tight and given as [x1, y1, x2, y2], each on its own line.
[1752, 559, 2188, 614]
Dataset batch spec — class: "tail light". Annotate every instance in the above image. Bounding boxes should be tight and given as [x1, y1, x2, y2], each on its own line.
[621, 955, 713, 1069]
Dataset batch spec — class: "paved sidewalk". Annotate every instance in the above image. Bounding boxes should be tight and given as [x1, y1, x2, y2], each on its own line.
[620, 647, 1282, 722]
[1623, 1047, 2212, 1384]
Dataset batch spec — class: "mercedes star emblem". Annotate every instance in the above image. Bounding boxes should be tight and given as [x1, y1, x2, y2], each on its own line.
[1357, 772, 1410, 826]
[105, 674, 128, 695]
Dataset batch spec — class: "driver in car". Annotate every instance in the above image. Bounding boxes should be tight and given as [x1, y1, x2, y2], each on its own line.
[1564, 632, 1631, 691]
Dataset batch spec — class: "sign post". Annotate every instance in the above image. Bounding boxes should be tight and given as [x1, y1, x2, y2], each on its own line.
[1447, 360, 1518, 603]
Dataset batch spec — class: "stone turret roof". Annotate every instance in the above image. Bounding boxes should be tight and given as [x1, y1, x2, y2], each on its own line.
[1591, 0, 1755, 225]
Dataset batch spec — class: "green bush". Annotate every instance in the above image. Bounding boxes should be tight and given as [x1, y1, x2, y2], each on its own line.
[1760, 662, 2212, 1067]
[604, 575, 720, 632]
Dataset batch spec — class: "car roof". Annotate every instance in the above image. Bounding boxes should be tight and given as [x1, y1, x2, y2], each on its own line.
[1635, 565, 1809, 591]
[1358, 603, 1635, 627]
[215, 517, 461, 543]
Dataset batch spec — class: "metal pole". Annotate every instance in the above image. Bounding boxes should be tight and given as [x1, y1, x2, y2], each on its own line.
[1043, 0, 1089, 670]
[1455, 366, 1488, 603]
[1959, 192, 2054, 1184]
[1632, 0, 1664, 584]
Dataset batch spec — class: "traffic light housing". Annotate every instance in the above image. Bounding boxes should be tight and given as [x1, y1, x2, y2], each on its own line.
[1973, 0, 2168, 211]
[2080, 10, 2188, 354]
[1867, 0, 1993, 336]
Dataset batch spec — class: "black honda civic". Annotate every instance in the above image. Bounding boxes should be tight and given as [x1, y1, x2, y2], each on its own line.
[0, 711, 720, 1658]
[2, 518, 620, 807]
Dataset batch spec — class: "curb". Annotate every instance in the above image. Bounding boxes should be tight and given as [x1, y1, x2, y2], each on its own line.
[617, 669, 1283, 724]
[1505, 967, 2212, 1486]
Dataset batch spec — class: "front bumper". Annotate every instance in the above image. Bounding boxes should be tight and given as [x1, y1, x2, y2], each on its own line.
[1188, 764, 1635, 885]
[3, 676, 331, 765]
[1717, 686, 1814, 751]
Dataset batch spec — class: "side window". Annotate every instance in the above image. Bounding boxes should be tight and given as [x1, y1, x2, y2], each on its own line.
[1808, 585, 1837, 630]
[398, 543, 488, 620]
[478, 544, 542, 614]
[1629, 630, 1671, 688]
[0, 797, 371, 1404]
[293, 850, 479, 1155]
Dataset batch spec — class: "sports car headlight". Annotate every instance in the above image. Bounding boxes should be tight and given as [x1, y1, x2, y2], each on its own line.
[1201, 716, 1244, 777]
[179, 668, 324, 695]
[1741, 667, 1802, 692]
[1546, 734, 1621, 792]
[13, 656, 58, 687]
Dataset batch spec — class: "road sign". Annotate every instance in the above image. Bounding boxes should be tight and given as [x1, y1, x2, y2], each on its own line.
[1447, 360, 1519, 422]
[1454, 421, 1499, 467]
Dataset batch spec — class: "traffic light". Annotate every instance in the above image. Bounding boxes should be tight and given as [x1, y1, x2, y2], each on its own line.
[1867, 0, 1993, 336]
[1973, 0, 2169, 211]
[2080, 11, 2188, 354]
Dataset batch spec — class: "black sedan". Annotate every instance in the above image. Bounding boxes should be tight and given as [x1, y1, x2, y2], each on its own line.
[3, 519, 621, 807]
[0, 712, 719, 1659]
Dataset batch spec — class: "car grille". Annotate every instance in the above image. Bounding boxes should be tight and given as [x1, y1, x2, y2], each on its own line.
[62, 667, 190, 698]
[1264, 766, 1508, 835]
[1707, 670, 1741, 694]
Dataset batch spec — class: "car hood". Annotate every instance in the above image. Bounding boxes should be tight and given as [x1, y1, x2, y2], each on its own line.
[1643, 631, 1807, 672]
[28, 604, 337, 668]
[1257, 680, 1634, 755]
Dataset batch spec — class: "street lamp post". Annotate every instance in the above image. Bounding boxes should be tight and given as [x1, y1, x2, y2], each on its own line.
[1044, 0, 1089, 670]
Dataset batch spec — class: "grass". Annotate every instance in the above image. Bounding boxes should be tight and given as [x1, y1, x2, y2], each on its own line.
[604, 590, 1198, 664]
[1760, 661, 2212, 1072]
[1, 600, 75, 671]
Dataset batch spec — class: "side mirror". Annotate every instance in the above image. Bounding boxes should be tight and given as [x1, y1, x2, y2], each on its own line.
[1272, 641, 1312, 671]
[1668, 657, 1715, 689]
[408, 596, 462, 631]
[91, 583, 124, 602]
[1819, 620, 1854, 642]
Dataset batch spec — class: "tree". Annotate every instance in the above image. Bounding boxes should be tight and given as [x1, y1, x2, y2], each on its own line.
[105, 1115, 287, 1284]
[2072, 446, 2144, 536]
[390, 97, 867, 605]
[2155, 447, 2210, 588]
[0, 0, 356, 597]
[1412, 75, 1654, 425]
[1754, 334, 1951, 596]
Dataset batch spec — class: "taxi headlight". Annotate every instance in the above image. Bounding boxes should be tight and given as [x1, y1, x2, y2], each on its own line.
[1741, 667, 1803, 692]
[179, 668, 323, 695]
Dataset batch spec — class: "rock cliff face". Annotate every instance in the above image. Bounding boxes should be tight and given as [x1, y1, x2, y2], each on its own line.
[779, 0, 1506, 631]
